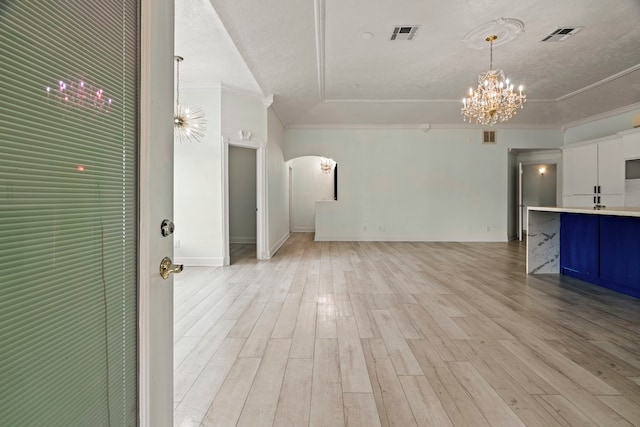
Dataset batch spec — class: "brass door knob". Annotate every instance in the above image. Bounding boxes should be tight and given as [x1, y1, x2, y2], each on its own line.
[160, 257, 183, 279]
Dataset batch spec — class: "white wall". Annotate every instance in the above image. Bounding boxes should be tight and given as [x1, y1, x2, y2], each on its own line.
[289, 156, 335, 231]
[174, 87, 224, 265]
[229, 146, 256, 243]
[266, 107, 290, 255]
[285, 128, 563, 241]
[221, 86, 265, 142]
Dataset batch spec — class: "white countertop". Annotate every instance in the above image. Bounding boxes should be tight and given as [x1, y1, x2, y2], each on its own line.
[528, 206, 640, 218]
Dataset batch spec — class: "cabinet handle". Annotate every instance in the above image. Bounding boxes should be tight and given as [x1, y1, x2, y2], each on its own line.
[594, 196, 597, 204]
[598, 185, 601, 193]
[594, 185, 597, 194]
[598, 196, 601, 204]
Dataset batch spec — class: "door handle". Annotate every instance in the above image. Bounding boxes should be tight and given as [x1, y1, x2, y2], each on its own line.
[160, 257, 183, 279]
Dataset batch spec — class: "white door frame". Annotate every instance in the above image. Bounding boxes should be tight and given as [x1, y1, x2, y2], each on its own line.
[518, 159, 561, 240]
[139, 0, 174, 425]
[288, 166, 293, 233]
[518, 162, 523, 241]
[222, 136, 268, 263]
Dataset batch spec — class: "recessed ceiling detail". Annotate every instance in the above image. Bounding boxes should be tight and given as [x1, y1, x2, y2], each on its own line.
[462, 18, 525, 49]
[390, 26, 420, 41]
[202, 0, 640, 127]
[541, 27, 583, 42]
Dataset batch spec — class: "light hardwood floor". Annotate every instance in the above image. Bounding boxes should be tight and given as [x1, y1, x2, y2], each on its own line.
[173, 233, 640, 427]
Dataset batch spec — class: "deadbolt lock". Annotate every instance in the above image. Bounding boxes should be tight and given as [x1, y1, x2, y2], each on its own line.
[161, 219, 175, 237]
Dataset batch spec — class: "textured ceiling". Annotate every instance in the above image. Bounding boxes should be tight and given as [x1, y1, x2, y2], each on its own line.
[174, 0, 260, 91]
[178, 0, 640, 127]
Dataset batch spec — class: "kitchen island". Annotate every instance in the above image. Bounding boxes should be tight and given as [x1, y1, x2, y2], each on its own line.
[527, 206, 640, 298]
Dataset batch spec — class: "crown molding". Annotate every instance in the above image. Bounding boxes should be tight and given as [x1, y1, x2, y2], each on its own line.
[320, 98, 556, 104]
[218, 82, 265, 100]
[286, 122, 560, 130]
[428, 123, 560, 130]
[561, 101, 640, 132]
[556, 63, 640, 102]
[268, 101, 287, 129]
[263, 94, 274, 108]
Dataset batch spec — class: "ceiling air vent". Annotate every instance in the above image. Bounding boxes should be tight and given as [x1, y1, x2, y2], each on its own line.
[390, 26, 420, 41]
[541, 27, 583, 42]
[483, 130, 496, 145]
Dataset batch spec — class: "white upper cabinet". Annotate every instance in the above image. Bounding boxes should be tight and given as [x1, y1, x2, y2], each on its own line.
[563, 143, 598, 195]
[562, 136, 625, 207]
[622, 128, 640, 159]
[597, 138, 624, 195]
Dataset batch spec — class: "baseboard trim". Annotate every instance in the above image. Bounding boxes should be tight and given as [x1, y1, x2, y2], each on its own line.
[230, 237, 257, 244]
[269, 233, 290, 257]
[174, 256, 226, 267]
[314, 234, 507, 242]
[291, 227, 315, 232]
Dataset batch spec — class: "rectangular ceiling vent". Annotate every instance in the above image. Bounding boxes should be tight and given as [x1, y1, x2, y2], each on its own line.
[483, 130, 496, 145]
[541, 27, 583, 42]
[390, 26, 420, 41]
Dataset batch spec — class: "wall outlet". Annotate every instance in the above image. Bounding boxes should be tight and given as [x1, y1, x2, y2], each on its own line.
[486, 226, 491, 232]
[363, 225, 367, 231]
[174, 239, 180, 249]
[379, 226, 385, 231]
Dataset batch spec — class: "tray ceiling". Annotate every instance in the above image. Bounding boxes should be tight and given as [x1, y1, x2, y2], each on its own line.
[177, 0, 640, 127]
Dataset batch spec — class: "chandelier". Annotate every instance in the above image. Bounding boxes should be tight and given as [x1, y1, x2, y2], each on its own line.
[174, 56, 206, 143]
[320, 158, 335, 174]
[461, 35, 526, 126]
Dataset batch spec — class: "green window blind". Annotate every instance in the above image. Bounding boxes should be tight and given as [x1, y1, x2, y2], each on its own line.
[0, 1, 139, 425]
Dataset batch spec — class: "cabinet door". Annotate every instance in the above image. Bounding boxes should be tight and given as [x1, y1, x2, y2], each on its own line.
[563, 145, 598, 195]
[600, 215, 640, 290]
[597, 139, 624, 194]
[560, 213, 599, 277]
[622, 129, 640, 159]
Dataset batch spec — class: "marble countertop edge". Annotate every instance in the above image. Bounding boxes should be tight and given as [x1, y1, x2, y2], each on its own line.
[528, 206, 640, 218]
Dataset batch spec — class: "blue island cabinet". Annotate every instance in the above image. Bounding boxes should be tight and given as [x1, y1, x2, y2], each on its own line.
[560, 213, 640, 298]
[560, 213, 599, 278]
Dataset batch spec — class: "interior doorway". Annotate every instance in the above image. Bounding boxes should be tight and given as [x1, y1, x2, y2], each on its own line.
[222, 138, 268, 264]
[228, 145, 257, 263]
[522, 163, 557, 216]
[287, 155, 337, 233]
[509, 149, 561, 241]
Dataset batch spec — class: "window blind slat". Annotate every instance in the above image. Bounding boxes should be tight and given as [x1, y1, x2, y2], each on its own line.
[0, 0, 138, 425]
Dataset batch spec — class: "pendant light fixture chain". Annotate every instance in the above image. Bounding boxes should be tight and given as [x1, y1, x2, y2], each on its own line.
[174, 56, 183, 111]
[173, 55, 206, 143]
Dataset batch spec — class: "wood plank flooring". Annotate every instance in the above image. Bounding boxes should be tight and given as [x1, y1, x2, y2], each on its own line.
[173, 234, 640, 427]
